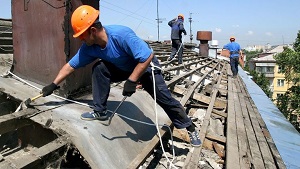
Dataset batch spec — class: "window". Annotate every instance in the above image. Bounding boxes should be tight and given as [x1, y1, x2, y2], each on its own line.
[256, 67, 262, 72]
[276, 93, 284, 98]
[266, 67, 274, 73]
[278, 66, 284, 73]
[277, 79, 284, 87]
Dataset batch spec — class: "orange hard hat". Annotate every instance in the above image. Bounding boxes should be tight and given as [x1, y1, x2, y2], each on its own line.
[71, 5, 99, 38]
[230, 36, 235, 40]
[178, 14, 184, 20]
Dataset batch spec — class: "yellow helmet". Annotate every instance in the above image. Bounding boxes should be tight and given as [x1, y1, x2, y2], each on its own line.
[178, 14, 184, 20]
[230, 36, 235, 41]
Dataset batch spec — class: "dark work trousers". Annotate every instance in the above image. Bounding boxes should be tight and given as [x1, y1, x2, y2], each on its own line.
[169, 39, 183, 64]
[91, 56, 192, 129]
[230, 56, 239, 76]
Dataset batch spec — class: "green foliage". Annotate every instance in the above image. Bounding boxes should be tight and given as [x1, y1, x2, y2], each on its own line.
[274, 47, 300, 84]
[276, 93, 289, 117]
[274, 30, 300, 131]
[244, 49, 262, 62]
[276, 86, 300, 132]
[293, 30, 300, 52]
[244, 49, 263, 72]
[250, 70, 272, 97]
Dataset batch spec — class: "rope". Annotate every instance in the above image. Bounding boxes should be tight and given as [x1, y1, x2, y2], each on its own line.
[8, 70, 178, 168]
[150, 62, 178, 169]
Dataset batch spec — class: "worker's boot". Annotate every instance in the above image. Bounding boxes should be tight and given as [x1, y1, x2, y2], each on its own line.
[188, 130, 201, 147]
[81, 110, 108, 121]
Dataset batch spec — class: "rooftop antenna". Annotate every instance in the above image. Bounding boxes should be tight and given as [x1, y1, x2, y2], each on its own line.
[155, 0, 165, 42]
[188, 12, 193, 43]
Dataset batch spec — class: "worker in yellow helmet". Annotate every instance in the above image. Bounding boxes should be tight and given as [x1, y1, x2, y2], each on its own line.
[167, 14, 187, 64]
[41, 5, 201, 147]
[223, 36, 243, 78]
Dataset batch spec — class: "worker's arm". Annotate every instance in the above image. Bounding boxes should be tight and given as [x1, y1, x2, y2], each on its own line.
[123, 53, 154, 97]
[129, 53, 153, 82]
[53, 63, 75, 85]
[42, 63, 75, 96]
[239, 50, 244, 60]
[168, 18, 176, 27]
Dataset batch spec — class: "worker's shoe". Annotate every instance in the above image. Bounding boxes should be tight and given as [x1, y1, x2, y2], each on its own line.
[80, 110, 108, 121]
[188, 130, 201, 147]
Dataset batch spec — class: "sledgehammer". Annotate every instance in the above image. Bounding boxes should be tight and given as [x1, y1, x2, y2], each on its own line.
[15, 93, 44, 112]
[24, 93, 44, 107]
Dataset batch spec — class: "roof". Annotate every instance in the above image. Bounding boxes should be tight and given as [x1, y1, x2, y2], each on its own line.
[252, 44, 293, 63]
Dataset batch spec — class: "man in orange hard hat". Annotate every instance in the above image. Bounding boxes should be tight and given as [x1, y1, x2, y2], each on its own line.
[223, 36, 243, 78]
[167, 14, 187, 64]
[41, 5, 201, 147]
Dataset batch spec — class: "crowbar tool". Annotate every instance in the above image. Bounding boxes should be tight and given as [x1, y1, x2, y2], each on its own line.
[107, 96, 127, 126]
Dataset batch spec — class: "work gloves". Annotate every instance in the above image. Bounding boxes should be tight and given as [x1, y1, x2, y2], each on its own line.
[122, 79, 137, 97]
[42, 83, 60, 97]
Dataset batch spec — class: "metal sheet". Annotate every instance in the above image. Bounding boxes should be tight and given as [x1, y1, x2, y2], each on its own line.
[239, 67, 300, 169]
[12, 0, 99, 96]
[0, 76, 171, 169]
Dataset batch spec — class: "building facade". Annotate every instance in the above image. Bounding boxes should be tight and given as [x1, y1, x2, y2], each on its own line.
[248, 44, 293, 102]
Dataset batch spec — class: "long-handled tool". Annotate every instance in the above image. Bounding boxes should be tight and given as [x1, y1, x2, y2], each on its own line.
[167, 35, 186, 63]
[15, 93, 43, 112]
[24, 93, 43, 106]
[106, 96, 127, 126]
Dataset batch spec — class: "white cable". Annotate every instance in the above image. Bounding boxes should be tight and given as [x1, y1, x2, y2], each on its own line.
[8, 70, 179, 168]
[174, 35, 186, 59]
[150, 62, 178, 169]
[8, 71, 90, 107]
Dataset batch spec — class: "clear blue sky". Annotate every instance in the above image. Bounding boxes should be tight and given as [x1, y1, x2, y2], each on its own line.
[1, 0, 300, 48]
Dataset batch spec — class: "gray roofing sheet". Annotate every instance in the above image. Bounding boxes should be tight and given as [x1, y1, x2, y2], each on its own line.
[239, 67, 300, 169]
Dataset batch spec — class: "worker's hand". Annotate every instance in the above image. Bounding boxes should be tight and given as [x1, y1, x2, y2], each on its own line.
[122, 79, 137, 97]
[42, 83, 60, 97]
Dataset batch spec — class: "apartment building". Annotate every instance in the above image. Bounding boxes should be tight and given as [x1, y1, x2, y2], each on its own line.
[248, 44, 293, 101]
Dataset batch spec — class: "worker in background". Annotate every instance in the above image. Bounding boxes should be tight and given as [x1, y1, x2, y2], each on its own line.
[41, 5, 201, 147]
[167, 14, 187, 64]
[223, 36, 243, 78]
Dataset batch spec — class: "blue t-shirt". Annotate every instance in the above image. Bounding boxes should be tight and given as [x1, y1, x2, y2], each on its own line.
[68, 25, 152, 72]
[223, 42, 241, 58]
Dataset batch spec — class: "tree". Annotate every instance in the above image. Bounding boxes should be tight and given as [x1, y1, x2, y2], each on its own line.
[250, 70, 272, 97]
[274, 30, 300, 131]
[243, 49, 262, 71]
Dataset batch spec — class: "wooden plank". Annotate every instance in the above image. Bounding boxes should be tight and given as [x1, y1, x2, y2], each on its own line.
[237, 78, 276, 169]
[238, 77, 285, 169]
[165, 61, 212, 87]
[128, 61, 215, 169]
[185, 62, 225, 169]
[225, 66, 241, 169]
[206, 133, 226, 143]
[0, 108, 36, 134]
[173, 87, 227, 109]
[234, 79, 265, 168]
[0, 136, 68, 168]
[212, 109, 227, 118]
[180, 63, 219, 105]
[233, 79, 252, 168]
[127, 125, 172, 169]
[212, 142, 225, 158]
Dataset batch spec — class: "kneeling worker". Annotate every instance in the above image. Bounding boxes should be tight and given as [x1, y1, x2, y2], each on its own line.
[41, 5, 201, 147]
